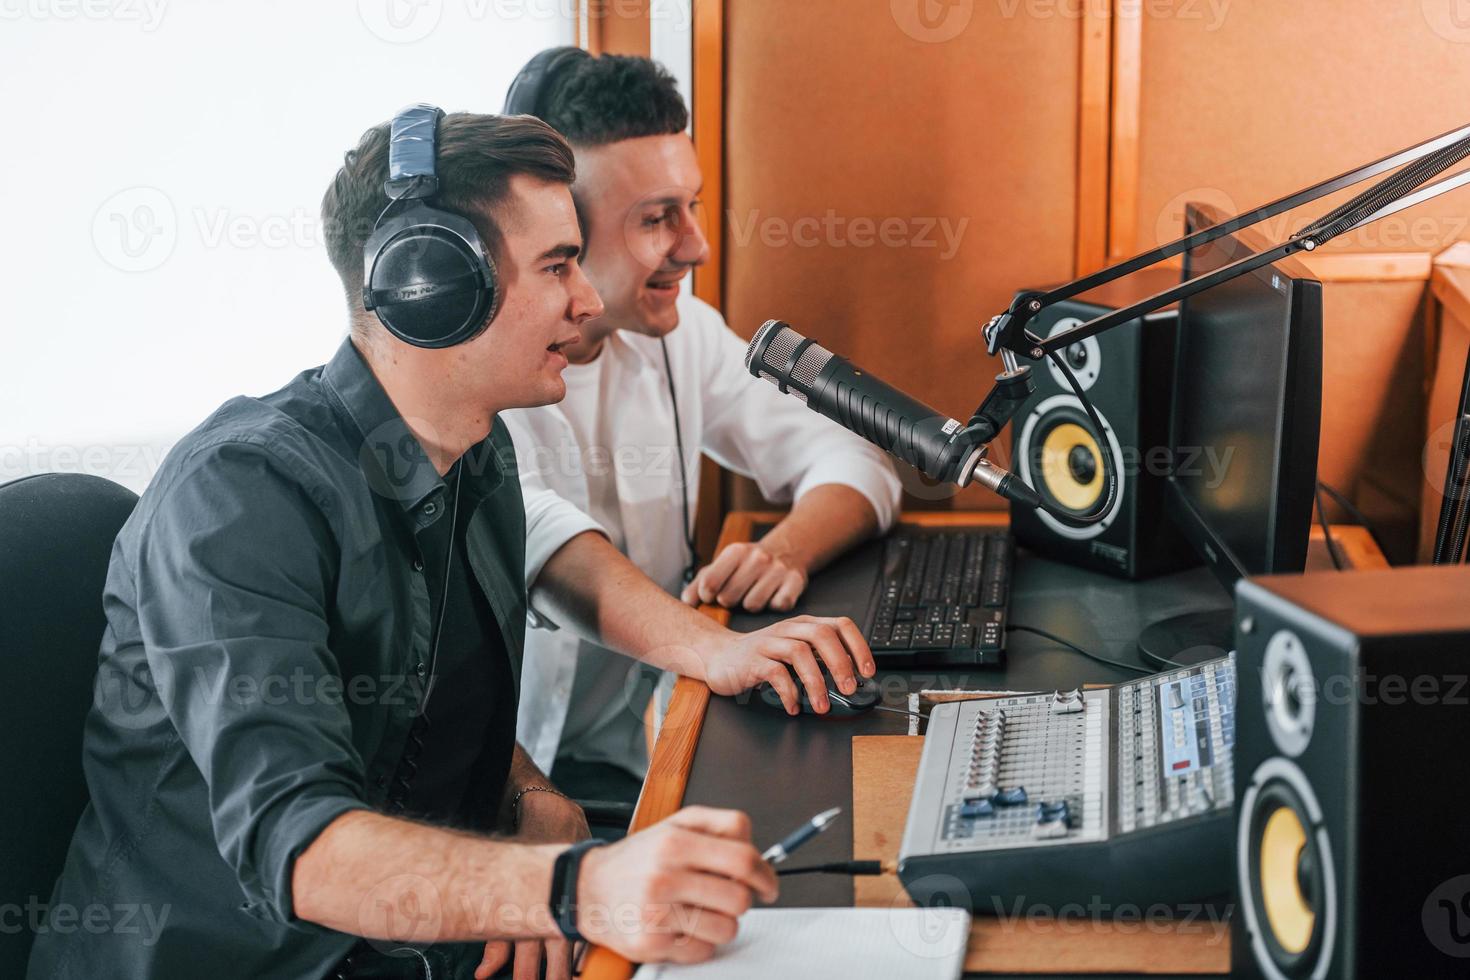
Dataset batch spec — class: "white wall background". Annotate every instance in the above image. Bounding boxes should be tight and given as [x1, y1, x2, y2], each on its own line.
[0, 0, 573, 493]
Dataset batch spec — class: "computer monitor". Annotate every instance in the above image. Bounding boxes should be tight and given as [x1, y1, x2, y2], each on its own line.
[1138, 202, 1323, 668]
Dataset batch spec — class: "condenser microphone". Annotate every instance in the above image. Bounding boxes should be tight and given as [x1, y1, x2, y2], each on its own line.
[745, 319, 1000, 489]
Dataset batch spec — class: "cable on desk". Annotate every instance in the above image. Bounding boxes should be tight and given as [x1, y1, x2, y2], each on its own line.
[1318, 480, 1389, 563]
[777, 860, 890, 877]
[1315, 483, 1345, 571]
[1006, 623, 1159, 674]
[872, 703, 928, 721]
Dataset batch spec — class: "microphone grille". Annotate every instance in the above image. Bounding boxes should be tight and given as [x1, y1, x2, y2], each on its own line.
[746, 320, 833, 398]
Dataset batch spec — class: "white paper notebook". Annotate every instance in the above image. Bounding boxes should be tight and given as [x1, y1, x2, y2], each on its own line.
[630, 907, 971, 980]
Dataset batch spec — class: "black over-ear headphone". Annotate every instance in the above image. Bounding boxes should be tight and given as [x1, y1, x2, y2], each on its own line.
[503, 45, 590, 117]
[362, 104, 500, 349]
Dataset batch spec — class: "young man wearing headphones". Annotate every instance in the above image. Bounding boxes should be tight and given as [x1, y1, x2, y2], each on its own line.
[499, 51, 904, 802]
[30, 110, 868, 980]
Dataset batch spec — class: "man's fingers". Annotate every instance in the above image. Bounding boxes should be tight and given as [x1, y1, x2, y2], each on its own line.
[673, 905, 742, 948]
[694, 546, 746, 603]
[827, 615, 877, 677]
[740, 566, 785, 612]
[667, 868, 757, 920]
[780, 622, 856, 694]
[759, 658, 800, 715]
[666, 805, 754, 842]
[512, 939, 542, 980]
[676, 831, 779, 902]
[476, 940, 511, 980]
[782, 642, 828, 713]
[662, 935, 718, 964]
[769, 569, 807, 612]
[715, 548, 769, 607]
[544, 938, 574, 980]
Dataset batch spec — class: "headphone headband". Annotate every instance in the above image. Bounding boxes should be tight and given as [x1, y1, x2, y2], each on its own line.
[386, 103, 445, 200]
[504, 46, 590, 118]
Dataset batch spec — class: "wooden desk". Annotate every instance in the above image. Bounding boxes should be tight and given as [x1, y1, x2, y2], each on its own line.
[582, 512, 1386, 979]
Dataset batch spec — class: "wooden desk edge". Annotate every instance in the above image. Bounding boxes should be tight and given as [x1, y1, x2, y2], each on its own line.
[580, 512, 1382, 978]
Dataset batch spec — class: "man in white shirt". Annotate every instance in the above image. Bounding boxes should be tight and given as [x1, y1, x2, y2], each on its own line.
[501, 50, 904, 803]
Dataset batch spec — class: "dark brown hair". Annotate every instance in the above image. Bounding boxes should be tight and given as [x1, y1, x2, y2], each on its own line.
[538, 53, 688, 146]
[321, 112, 575, 308]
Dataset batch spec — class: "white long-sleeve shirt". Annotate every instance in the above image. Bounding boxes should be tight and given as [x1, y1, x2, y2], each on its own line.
[503, 294, 902, 776]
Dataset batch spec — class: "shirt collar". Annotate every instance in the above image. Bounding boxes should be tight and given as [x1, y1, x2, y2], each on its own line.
[320, 337, 447, 513]
[609, 327, 669, 373]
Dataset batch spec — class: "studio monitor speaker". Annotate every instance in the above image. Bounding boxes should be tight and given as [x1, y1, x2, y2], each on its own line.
[1008, 284, 1194, 578]
[1232, 565, 1470, 977]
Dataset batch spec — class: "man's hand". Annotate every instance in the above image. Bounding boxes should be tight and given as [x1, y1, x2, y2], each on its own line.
[475, 935, 572, 980]
[577, 806, 778, 964]
[698, 615, 876, 716]
[681, 541, 808, 612]
[475, 791, 590, 979]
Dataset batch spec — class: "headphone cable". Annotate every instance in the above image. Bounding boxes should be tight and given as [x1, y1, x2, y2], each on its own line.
[660, 337, 700, 585]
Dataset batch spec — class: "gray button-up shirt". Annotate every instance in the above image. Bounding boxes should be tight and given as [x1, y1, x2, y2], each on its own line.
[28, 338, 528, 979]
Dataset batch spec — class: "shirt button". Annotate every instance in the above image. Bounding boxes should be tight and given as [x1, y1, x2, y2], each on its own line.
[423, 501, 438, 517]
[412, 557, 425, 572]
[415, 662, 427, 678]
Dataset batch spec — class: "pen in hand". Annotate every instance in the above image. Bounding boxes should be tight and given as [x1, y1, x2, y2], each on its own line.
[761, 807, 842, 865]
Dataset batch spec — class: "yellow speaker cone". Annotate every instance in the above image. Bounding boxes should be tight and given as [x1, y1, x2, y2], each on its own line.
[1259, 805, 1315, 955]
[1039, 422, 1104, 512]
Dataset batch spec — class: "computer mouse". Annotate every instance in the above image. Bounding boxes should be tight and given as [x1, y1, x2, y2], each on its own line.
[756, 667, 883, 717]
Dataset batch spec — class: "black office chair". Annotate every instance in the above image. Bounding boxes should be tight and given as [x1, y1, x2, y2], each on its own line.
[0, 473, 138, 976]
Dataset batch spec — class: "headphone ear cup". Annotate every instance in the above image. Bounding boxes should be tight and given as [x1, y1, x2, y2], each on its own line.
[364, 205, 499, 349]
[504, 46, 590, 117]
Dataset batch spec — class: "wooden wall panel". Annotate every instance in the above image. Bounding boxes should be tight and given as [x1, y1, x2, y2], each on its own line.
[586, 0, 651, 56]
[723, 0, 1084, 511]
[1316, 281, 1430, 559]
[1127, 0, 1470, 258]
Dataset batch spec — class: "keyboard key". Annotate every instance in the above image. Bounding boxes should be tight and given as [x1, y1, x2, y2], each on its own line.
[864, 530, 1013, 661]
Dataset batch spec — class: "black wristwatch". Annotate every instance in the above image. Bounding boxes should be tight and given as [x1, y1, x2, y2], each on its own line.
[550, 839, 607, 942]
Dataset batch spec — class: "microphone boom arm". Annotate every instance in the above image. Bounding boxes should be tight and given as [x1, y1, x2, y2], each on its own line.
[981, 120, 1470, 366]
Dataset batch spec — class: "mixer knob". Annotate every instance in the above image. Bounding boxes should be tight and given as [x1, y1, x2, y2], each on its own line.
[1051, 688, 1085, 714]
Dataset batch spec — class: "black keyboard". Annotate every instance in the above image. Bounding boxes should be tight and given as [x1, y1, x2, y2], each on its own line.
[862, 528, 1013, 667]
